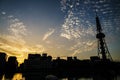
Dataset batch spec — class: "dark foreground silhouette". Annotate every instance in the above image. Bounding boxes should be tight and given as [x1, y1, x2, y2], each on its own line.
[0, 52, 120, 80]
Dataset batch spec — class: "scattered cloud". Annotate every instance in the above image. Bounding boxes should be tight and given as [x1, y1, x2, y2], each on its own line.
[60, 0, 67, 12]
[8, 18, 27, 37]
[61, 33, 71, 39]
[60, 11, 83, 39]
[60, 0, 99, 56]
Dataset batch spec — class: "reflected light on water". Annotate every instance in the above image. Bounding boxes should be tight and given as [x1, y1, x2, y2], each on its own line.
[12, 73, 24, 80]
[2, 73, 25, 80]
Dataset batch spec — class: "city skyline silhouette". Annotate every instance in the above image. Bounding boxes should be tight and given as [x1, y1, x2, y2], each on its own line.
[0, 0, 120, 63]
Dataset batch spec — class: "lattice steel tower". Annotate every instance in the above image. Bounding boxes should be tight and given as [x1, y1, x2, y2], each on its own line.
[96, 15, 112, 61]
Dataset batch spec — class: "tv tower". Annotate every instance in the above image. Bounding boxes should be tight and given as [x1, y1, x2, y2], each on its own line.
[96, 15, 113, 61]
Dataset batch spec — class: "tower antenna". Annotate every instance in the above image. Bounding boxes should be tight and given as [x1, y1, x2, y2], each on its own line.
[95, 15, 113, 61]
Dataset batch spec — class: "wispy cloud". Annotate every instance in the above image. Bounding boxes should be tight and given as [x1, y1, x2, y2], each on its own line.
[70, 40, 97, 56]
[43, 28, 55, 41]
[0, 15, 28, 57]
[0, 12, 45, 62]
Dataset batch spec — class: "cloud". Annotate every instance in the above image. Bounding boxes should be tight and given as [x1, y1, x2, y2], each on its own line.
[8, 18, 27, 37]
[0, 12, 47, 62]
[0, 47, 22, 56]
[61, 33, 71, 39]
[8, 15, 14, 18]
[60, 0, 67, 12]
[60, 0, 98, 56]
[70, 40, 97, 56]
[43, 28, 55, 41]
[60, 11, 82, 39]
[1, 11, 6, 15]
[60, 10, 95, 40]
[0, 37, 24, 57]
[0, 13, 28, 61]
[28, 45, 45, 53]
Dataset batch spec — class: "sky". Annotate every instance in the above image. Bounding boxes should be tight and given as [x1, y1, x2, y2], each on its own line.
[0, 0, 120, 62]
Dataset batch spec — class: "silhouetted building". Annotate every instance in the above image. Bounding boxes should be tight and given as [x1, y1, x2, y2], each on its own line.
[42, 53, 47, 57]
[67, 57, 73, 61]
[90, 56, 100, 62]
[28, 54, 41, 60]
[73, 56, 77, 60]
[0, 52, 7, 73]
[20, 52, 120, 80]
[24, 53, 53, 72]
[6, 56, 18, 73]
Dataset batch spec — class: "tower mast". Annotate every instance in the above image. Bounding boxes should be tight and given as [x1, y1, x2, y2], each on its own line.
[96, 15, 112, 61]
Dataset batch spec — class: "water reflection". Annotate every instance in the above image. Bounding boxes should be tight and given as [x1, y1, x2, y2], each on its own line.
[1, 73, 24, 80]
[12, 73, 24, 80]
[0, 73, 120, 80]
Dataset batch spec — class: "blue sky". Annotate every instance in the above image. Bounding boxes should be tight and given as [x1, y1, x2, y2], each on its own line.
[0, 0, 120, 62]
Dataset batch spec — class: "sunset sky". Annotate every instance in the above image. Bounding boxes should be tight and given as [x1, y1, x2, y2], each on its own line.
[0, 0, 120, 62]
